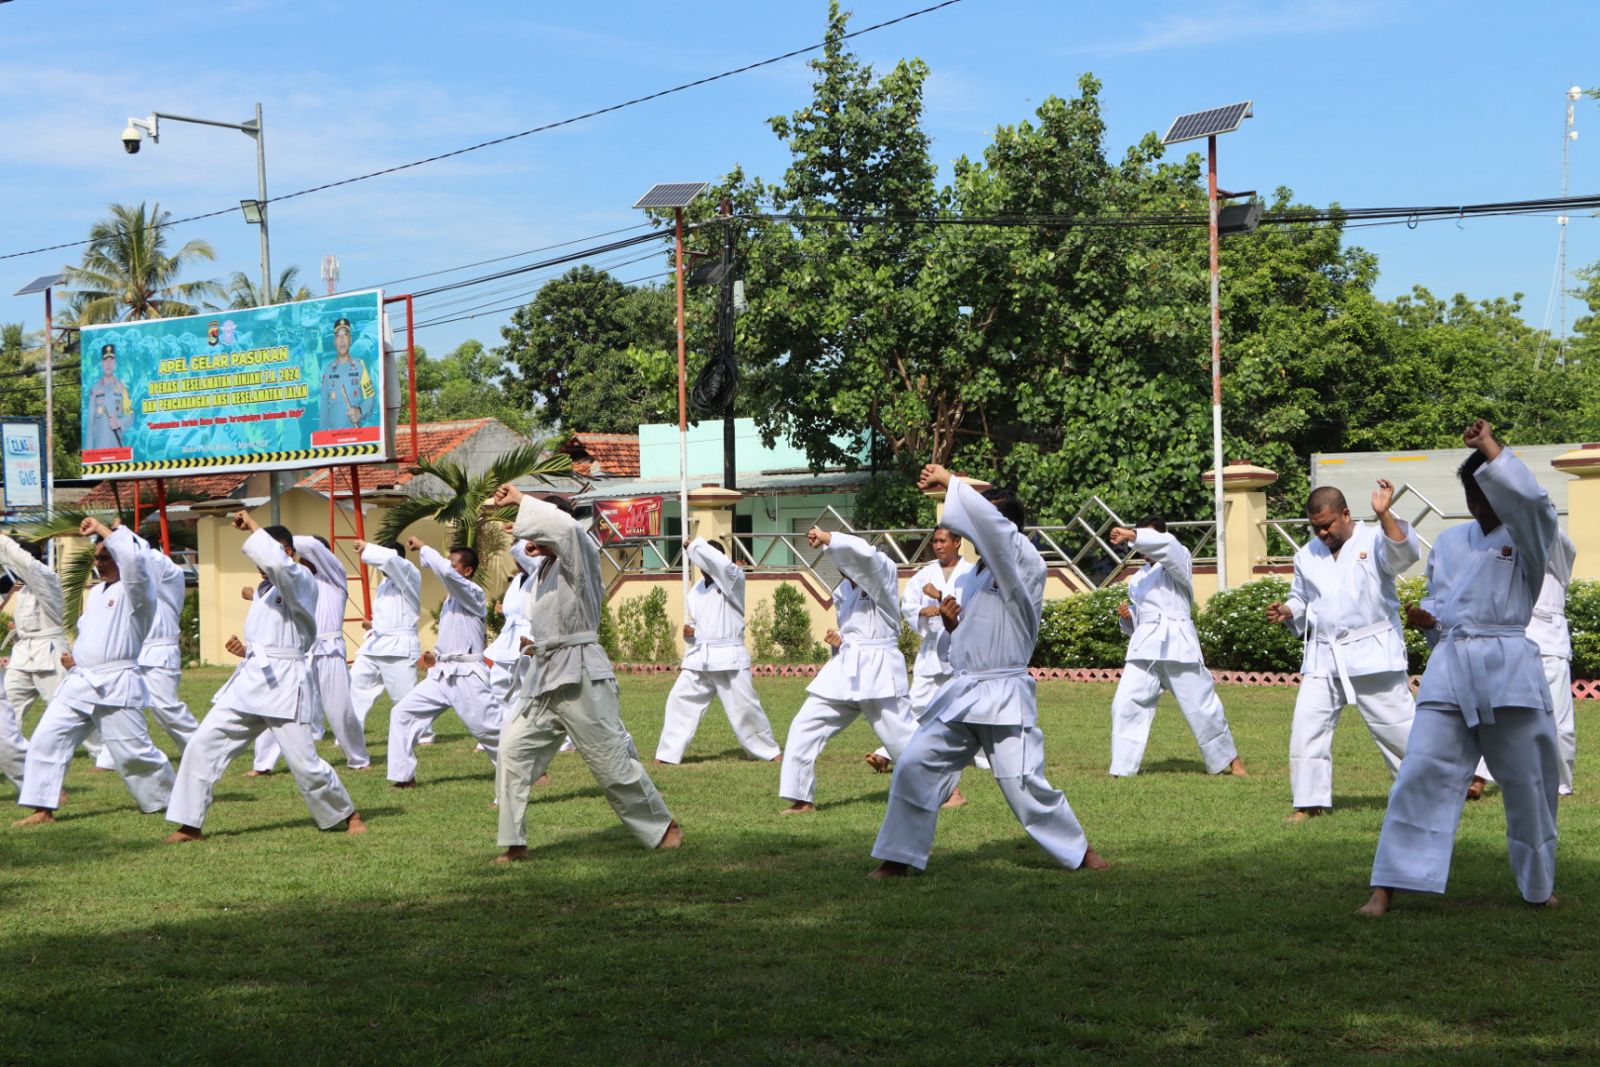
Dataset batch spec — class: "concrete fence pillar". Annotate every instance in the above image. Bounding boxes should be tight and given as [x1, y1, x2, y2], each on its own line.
[1553, 443, 1600, 580]
[1201, 461, 1279, 587]
[687, 483, 741, 551]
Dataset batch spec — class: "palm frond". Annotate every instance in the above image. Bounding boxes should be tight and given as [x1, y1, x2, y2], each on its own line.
[371, 496, 447, 547]
[55, 542, 99, 639]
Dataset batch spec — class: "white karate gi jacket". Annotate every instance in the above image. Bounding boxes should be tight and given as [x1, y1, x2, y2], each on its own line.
[926, 480, 1043, 727]
[681, 538, 751, 673]
[212, 529, 318, 723]
[417, 545, 486, 678]
[54, 526, 153, 712]
[807, 532, 907, 702]
[292, 536, 350, 660]
[484, 546, 544, 669]
[512, 496, 615, 700]
[1117, 528, 1203, 665]
[0, 534, 67, 672]
[357, 543, 422, 661]
[1415, 450, 1559, 725]
[1284, 518, 1420, 690]
[133, 537, 187, 673]
[1526, 531, 1576, 660]
[900, 557, 973, 680]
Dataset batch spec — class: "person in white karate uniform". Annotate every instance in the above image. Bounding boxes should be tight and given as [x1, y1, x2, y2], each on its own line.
[484, 541, 545, 717]
[489, 484, 679, 861]
[348, 539, 423, 761]
[779, 528, 919, 814]
[386, 537, 500, 787]
[252, 536, 363, 772]
[1457, 529, 1578, 800]
[0, 691, 23, 793]
[14, 518, 175, 825]
[1361, 421, 1562, 915]
[655, 537, 781, 765]
[164, 512, 365, 841]
[0, 534, 73, 755]
[870, 467, 1107, 876]
[1266, 478, 1418, 822]
[1107, 517, 1247, 778]
[112, 535, 200, 763]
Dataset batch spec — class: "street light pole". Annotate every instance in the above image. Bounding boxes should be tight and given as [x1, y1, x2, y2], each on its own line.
[251, 102, 270, 300]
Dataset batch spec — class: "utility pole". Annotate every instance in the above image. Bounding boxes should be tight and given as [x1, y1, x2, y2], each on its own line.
[718, 199, 737, 491]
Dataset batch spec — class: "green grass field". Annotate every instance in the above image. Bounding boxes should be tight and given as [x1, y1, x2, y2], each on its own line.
[2, 670, 1596, 1065]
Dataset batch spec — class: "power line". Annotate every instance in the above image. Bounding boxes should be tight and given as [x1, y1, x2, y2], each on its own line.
[0, 0, 969, 264]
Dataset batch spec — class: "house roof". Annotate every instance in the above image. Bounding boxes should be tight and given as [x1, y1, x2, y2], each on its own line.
[573, 467, 872, 502]
[76, 472, 251, 510]
[560, 432, 640, 478]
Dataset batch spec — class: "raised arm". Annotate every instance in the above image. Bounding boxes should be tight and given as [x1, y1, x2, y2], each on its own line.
[1131, 527, 1194, 599]
[822, 531, 898, 610]
[1470, 429, 1557, 603]
[417, 544, 487, 616]
[0, 534, 64, 623]
[938, 476, 1038, 604]
[360, 542, 422, 605]
[1370, 479, 1421, 577]
[686, 537, 744, 600]
[240, 524, 317, 623]
[293, 535, 348, 590]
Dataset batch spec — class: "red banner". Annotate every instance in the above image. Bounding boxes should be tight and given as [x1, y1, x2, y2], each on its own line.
[593, 496, 663, 544]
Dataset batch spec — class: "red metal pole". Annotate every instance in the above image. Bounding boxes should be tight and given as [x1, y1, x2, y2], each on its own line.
[349, 463, 371, 618]
[154, 478, 171, 555]
[132, 478, 142, 530]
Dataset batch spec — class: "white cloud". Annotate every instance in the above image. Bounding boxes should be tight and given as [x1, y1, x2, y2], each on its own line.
[1074, 0, 1397, 56]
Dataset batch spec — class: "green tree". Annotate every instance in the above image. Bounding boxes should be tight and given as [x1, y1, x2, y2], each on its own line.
[219, 267, 313, 309]
[495, 266, 677, 432]
[64, 202, 222, 323]
[0, 322, 82, 477]
[411, 339, 536, 436]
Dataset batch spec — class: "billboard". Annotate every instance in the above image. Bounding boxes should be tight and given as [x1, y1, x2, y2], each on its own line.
[1, 417, 47, 510]
[593, 496, 663, 544]
[79, 290, 391, 478]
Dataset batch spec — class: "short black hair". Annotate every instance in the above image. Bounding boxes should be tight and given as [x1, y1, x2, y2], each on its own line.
[263, 524, 294, 551]
[383, 540, 405, 556]
[0, 574, 14, 597]
[704, 539, 725, 555]
[311, 535, 331, 550]
[1306, 486, 1347, 517]
[450, 545, 479, 574]
[539, 493, 576, 516]
[13, 538, 45, 562]
[1459, 451, 1494, 520]
[1136, 514, 1167, 533]
[933, 524, 962, 541]
[982, 487, 1026, 531]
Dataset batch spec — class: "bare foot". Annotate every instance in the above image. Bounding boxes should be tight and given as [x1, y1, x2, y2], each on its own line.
[1356, 887, 1393, 917]
[941, 787, 968, 809]
[492, 846, 529, 864]
[868, 861, 910, 879]
[345, 813, 368, 835]
[780, 801, 816, 816]
[1284, 807, 1326, 825]
[58, 790, 67, 808]
[391, 779, 417, 790]
[1531, 894, 1560, 909]
[1226, 757, 1249, 778]
[657, 820, 683, 849]
[347, 765, 373, 773]
[1466, 776, 1486, 801]
[12, 809, 56, 827]
[770, 753, 783, 763]
[162, 825, 205, 844]
[534, 773, 551, 787]
[88, 765, 112, 774]
[1080, 846, 1110, 870]
[243, 769, 274, 778]
[864, 752, 892, 774]
[652, 759, 669, 766]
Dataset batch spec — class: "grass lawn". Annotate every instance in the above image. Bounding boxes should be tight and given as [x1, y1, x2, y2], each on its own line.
[2, 670, 1596, 1065]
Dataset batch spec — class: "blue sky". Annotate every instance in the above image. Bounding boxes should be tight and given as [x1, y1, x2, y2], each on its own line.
[2, 0, 1596, 357]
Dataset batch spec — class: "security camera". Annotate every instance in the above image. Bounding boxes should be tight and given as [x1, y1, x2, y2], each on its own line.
[122, 125, 142, 154]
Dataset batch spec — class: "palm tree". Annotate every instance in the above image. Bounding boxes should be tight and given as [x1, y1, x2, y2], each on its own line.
[372, 447, 574, 587]
[220, 266, 314, 309]
[65, 202, 223, 323]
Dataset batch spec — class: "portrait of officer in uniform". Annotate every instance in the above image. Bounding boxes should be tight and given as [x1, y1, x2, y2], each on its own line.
[86, 343, 132, 451]
[319, 316, 374, 431]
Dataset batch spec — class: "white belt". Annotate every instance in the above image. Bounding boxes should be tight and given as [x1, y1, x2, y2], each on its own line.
[696, 639, 745, 648]
[316, 631, 345, 642]
[74, 658, 139, 686]
[1311, 619, 1395, 700]
[145, 637, 179, 648]
[528, 631, 598, 658]
[1435, 624, 1531, 728]
[1531, 608, 1565, 623]
[25, 628, 67, 641]
[434, 651, 481, 664]
[249, 646, 308, 660]
[839, 638, 901, 689]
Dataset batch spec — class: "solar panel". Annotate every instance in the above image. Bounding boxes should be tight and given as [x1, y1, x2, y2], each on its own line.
[633, 182, 709, 210]
[1161, 102, 1252, 146]
[14, 272, 68, 296]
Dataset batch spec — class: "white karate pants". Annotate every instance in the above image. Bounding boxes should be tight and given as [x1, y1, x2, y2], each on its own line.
[253, 657, 352, 772]
[0, 676, 30, 751]
[349, 653, 417, 725]
[1474, 656, 1576, 795]
[0, 694, 25, 789]
[1109, 660, 1238, 776]
[1288, 670, 1414, 810]
[872, 718, 1089, 871]
[386, 669, 500, 783]
[871, 673, 991, 772]
[167, 708, 356, 831]
[4, 666, 60, 724]
[95, 665, 199, 770]
[18, 699, 174, 813]
[655, 668, 781, 763]
[1370, 705, 1560, 903]
[496, 678, 673, 848]
[780, 694, 918, 804]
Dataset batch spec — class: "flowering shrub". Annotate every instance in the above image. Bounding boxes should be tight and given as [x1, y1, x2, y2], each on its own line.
[1195, 577, 1303, 673]
[1569, 579, 1600, 681]
[1032, 586, 1127, 669]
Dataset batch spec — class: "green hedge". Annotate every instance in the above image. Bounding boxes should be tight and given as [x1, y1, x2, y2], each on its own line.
[1569, 579, 1600, 681]
[1032, 587, 1126, 668]
[1194, 578, 1304, 674]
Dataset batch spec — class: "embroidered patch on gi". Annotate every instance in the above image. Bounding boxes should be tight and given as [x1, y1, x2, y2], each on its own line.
[1358, 551, 1368, 560]
[1497, 545, 1515, 561]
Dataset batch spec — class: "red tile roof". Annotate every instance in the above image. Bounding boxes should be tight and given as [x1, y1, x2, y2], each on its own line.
[560, 432, 640, 478]
[76, 473, 250, 510]
[297, 419, 492, 494]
